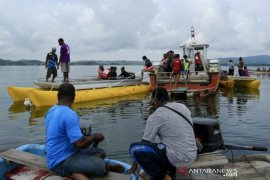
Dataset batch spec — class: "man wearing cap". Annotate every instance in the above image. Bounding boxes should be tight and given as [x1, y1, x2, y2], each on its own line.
[58, 38, 70, 82]
[45, 47, 59, 82]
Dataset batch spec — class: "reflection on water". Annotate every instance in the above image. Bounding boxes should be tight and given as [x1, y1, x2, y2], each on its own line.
[171, 93, 219, 119]
[8, 92, 150, 124]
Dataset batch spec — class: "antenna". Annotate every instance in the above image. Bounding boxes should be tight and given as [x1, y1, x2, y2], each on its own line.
[191, 26, 196, 44]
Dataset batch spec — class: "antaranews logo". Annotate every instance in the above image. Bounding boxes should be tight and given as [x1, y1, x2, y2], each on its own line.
[177, 166, 237, 178]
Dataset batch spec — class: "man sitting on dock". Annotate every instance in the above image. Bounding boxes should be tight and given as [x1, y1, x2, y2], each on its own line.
[45, 83, 124, 180]
[129, 87, 197, 180]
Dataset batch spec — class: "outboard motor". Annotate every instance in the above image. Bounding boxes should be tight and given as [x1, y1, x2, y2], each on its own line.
[193, 118, 224, 153]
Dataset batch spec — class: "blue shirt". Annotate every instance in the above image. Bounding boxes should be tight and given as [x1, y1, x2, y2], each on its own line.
[46, 53, 58, 69]
[45, 105, 83, 169]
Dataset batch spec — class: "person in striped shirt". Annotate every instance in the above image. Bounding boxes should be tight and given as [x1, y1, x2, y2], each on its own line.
[45, 47, 59, 82]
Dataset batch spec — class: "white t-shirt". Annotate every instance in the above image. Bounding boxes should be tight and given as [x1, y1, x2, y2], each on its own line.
[143, 102, 197, 167]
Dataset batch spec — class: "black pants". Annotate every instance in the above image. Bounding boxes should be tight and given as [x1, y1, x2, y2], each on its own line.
[228, 69, 234, 76]
[238, 69, 243, 76]
[130, 141, 175, 180]
[46, 68, 57, 79]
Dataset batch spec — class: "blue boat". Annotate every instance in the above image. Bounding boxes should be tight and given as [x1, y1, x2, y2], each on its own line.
[0, 144, 134, 180]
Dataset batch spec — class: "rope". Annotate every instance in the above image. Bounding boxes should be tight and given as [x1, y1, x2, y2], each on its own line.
[40, 172, 57, 180]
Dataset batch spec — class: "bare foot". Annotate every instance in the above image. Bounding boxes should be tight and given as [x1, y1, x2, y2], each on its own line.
[72, 173, 89, 180]
[139, 171, 150, 180]
[127, 162, 138, 174]
[106, 163, 125, 173]
[164, 174, 172, 180]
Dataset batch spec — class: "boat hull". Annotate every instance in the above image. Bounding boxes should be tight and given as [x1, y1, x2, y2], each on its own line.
[219, 79, 234, 89]
[149, 72, 220, 95]
[7, 86, 44, 102]
[228, 76, 260, 90]
[219, 76, 260, 90]
[8, 84, 151, 107]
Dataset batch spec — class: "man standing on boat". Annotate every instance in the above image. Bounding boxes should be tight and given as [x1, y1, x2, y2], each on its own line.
[141, 55, 153, 78]
[228, 59, 235, 76]
[58, 38, 70, 82]
[45, 83, 124, 179]
[129, 87, 197, 180]
[45, 47, 58, 82]
[238, 57, 245, 76]
[183, 55, 192, 80]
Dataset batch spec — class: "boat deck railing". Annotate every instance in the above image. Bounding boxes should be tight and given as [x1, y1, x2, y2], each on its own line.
[154, 71, 210, 84]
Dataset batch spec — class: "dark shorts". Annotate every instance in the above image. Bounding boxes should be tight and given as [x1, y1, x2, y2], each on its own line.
[129, 141, 175, 180]
[229, 69, 234, 76]
[51, 146, 106, 177]
[46, 68, 57, 79]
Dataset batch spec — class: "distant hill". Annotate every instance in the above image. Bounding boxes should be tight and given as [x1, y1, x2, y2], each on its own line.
[0, 59, 144, 66]
[0, 59, 43, 66]
[1, 55, 270, 66]
[70, 60, 144, 66]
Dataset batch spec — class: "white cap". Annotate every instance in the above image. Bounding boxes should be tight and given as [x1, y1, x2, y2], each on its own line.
[52, 47, 56, 51]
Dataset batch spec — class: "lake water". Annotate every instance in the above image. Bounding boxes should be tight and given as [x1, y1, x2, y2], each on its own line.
[0, 65, 270, 164]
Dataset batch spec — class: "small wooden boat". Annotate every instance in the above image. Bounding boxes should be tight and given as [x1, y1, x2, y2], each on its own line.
[0, 144, 134, 180]
[34, 76, 143, 90]
[7, 84, 151, 107]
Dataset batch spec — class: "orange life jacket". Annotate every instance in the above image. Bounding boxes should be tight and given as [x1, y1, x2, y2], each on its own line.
[172, 58, 181, 73]
[99, 69, 110, 79]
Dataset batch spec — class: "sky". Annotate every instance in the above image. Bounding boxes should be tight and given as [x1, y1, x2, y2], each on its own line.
[1, 0, 270, 61]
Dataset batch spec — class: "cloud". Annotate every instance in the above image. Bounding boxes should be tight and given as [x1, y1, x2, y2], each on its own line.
[0, 0, 270, 61]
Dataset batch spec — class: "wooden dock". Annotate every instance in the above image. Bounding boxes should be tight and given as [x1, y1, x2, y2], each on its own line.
[0, 149, 131, 180]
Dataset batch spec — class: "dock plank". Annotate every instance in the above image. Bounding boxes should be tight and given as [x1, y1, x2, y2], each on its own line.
[0, 149, 49, 170]
[0, 149, 131, 180]
[191, 152, 228, 168]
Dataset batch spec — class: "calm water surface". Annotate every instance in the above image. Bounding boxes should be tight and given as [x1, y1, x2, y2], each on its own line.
[0, 65, 270, 163]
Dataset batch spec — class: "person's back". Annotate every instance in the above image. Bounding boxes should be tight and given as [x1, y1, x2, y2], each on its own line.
[144, 102, 197, 166]
[172, 57, 181, 74]
[228, 60, 234, 76]
[46, 105, 80, 168]
[129, 87, 197, 179]
[243, 66, 249, 76]
[45, 47, 58, 82]
[60, 43, 70, 63]
[47, 52, 58, 69]
[184, 58, 191, 70]
[119, 67, 130, 78]
[108, 67, 117, 80]
[238, 57, 244, 76]
[46, 83, 124, 179]
[145, 58, 152, 68]
[58, 38, 70, 82]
